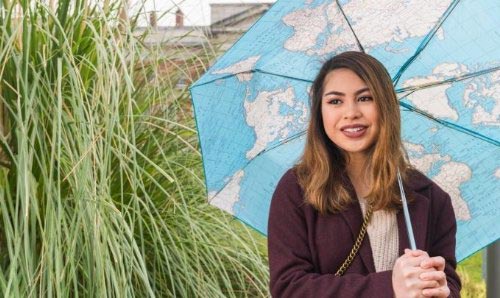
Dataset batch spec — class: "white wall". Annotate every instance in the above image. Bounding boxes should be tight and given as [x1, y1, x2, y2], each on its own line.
[130, 0, 275, 27]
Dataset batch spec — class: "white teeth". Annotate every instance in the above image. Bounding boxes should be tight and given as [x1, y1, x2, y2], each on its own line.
[344, 127, 364, 132]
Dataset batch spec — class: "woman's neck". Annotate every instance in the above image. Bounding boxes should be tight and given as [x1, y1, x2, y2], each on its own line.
[346, 153, 371, 198]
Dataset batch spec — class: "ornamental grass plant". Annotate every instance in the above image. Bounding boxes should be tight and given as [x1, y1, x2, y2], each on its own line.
[0, 1, 487, 297]
[457, 251, 486, 298]
[0, 0, 268, 296]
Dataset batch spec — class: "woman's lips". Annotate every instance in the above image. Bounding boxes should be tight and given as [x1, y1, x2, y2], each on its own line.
[341, 125, 367, 138]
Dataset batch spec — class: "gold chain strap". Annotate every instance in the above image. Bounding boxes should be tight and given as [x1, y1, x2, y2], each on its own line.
[334, 204, 373, 276]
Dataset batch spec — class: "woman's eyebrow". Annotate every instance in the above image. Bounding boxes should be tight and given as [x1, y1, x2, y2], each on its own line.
[323, 87, 370, 97]
[323, 90, 344, 97]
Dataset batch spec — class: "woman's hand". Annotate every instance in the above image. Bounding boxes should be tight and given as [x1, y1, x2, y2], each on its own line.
[392, 249, 439, 298]
[419, 256, 450, 297]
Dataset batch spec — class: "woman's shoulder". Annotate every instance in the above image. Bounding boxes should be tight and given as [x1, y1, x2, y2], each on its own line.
[272, 167, 307, 208]
[277, 168, 300, 187]
[406, 168, 451, 204]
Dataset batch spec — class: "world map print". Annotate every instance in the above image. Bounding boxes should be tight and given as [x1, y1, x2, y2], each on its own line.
[190, 0, 500, 261]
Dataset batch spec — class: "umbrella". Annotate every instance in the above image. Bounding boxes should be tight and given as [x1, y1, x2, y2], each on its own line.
[189, 0, 500, 261]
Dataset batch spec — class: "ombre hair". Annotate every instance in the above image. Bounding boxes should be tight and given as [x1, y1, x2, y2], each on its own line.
[295, 51, 411, 214]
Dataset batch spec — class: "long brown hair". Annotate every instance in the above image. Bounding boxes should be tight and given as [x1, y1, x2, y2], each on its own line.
[295, 51, 411, 214]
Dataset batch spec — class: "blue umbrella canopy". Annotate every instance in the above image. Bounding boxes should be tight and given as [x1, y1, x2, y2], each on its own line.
[189, 0, 500, 261]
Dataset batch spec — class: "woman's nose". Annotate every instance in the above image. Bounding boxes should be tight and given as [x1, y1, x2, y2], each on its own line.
[343, 100, 362, 119]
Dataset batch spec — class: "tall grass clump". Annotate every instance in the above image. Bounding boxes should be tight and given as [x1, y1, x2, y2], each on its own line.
[457, 251, 486, 298]
[0, 0, 268, 296]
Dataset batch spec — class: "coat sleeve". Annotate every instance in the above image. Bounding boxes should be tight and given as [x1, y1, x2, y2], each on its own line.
[427, 185, 462, 298]
[267, 171, 394, 298]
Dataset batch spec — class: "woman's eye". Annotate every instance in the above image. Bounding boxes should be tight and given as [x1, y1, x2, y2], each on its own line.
[358, 96, 373, 102]
[328, 99, 341, 105]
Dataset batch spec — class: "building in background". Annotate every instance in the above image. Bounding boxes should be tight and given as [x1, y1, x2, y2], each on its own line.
[134, 2, 272, 88]
[210, 3, 271, 50]
[137, 2, 271, 48]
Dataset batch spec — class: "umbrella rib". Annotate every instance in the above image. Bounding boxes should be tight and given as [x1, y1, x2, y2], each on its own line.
[190, 69, 313, 89]
[399, 101, 500, 147]
[257, 131, 307, 155]
[189, 73, 246, 89]
[395, 65, 500, 93]
[392, 0, 462, 85]
[335, 0, 364, 53]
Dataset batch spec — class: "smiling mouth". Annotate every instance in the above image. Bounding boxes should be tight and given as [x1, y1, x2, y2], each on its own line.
[341, 125, 367, 138]
[343, 127, 365, 133]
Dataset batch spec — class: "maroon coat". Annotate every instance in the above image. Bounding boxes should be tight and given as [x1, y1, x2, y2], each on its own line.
[267, 169, 461, 298]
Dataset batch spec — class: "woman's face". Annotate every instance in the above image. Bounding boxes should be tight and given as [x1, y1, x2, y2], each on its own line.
[321, 68, 380, 160]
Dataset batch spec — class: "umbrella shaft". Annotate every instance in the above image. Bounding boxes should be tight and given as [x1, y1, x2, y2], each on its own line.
[398, 170, 416, 250]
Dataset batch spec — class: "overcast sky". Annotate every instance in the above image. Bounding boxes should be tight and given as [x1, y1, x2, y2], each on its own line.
[130, 0, 276, 27]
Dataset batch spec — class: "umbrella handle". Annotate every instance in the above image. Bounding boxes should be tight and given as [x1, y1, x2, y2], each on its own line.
[397, 170, 417, 250]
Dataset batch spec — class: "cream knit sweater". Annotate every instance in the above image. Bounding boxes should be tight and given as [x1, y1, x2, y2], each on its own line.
[359, 198, 399, 272]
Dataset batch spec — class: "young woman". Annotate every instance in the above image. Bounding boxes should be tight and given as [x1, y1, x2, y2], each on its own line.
[267, 52, 461, 297]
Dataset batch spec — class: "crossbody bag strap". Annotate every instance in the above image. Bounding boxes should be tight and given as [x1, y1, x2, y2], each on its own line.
[334, 204, 373, 276]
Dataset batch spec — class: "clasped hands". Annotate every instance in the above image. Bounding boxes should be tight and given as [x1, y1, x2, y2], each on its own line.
[392, 249, 450, 298]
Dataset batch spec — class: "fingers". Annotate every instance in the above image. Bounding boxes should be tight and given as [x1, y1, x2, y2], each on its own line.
[404, 249, 429, 258]
[405, 250, 446, 273]
[395, 251, 450, 297]
[393, 250, 446, 297]
[401, 250, 433, 268]
[420, 256, 446, 271]
[420, 268, 449, 297]
[420, 280, 440, 289]
[422, 286, 450, 297]
[420, 270, 446, 282]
